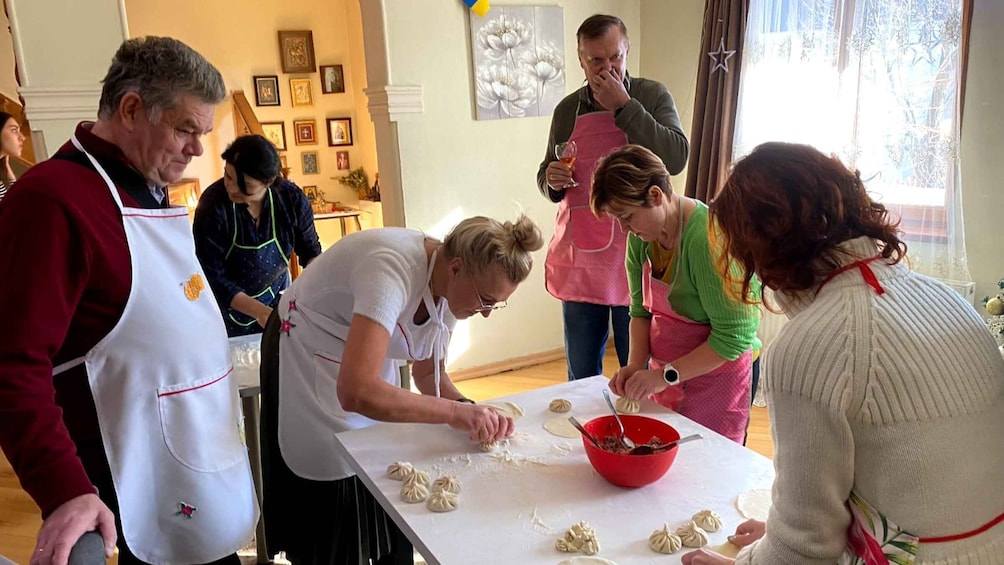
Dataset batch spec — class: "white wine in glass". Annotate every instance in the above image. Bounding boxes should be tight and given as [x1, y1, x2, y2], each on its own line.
[554, 141, 580, 188]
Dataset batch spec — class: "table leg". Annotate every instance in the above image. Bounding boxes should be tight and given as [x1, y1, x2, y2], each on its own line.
[241, 395, 269, 564]
[353, 216, 362, 232]
[338, 217, 347, 238]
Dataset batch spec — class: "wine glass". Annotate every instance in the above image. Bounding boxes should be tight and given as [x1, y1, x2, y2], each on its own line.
[554, 141, 580, 188]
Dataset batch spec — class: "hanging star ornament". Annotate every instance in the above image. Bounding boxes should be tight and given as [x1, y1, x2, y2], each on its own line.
[708, 37, 736, 75]
[279, 318, 296, 336]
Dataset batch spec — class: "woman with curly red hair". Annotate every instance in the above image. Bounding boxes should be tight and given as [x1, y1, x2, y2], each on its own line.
[681, 142, 1004, 565]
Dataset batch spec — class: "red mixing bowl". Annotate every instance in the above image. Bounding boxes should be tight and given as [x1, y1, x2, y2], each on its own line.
[582, 415, 681, 488]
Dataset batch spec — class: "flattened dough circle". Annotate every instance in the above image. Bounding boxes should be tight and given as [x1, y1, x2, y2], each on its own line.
[736, 488, 771, 521]
[543, 415, 580, 438]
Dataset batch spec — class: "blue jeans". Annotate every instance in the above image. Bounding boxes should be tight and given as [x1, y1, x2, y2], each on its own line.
[562, 301, 630, 380]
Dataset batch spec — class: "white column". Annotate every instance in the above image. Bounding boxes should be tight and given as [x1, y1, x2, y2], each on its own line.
[7, 0, 129, 158]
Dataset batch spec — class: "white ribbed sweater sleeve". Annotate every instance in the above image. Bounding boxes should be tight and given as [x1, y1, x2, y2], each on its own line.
[735, 295, 857, 565]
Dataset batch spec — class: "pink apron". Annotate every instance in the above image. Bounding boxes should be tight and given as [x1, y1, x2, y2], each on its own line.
[544, 111, 630, 306]
[827, 256, 1004, 564]
[641, 246, 752, 444]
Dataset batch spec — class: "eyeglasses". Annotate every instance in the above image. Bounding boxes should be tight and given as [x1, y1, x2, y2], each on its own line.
[470, 275, 507, 313]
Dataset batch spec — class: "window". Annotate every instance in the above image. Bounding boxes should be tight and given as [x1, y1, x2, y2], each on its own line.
[735, 0, 966, 246]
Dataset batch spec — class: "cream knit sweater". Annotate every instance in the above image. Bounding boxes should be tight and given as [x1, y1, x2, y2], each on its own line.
[736, 237, 1004, 565]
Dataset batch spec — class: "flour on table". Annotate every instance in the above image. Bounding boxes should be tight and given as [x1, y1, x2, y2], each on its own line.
[736, 488, 771, 521]
[543, 416, 580, 439]
[529, 507, 555, 535]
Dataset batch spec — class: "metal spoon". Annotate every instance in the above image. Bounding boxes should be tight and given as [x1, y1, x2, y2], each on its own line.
[567, 416, 601, 448]
[601, 389, 636, 450]
[629, 433, 703, 455]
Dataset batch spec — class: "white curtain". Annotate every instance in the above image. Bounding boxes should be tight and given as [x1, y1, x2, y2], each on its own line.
[735, 0, 972, 386]
[734, 0, 970, 286]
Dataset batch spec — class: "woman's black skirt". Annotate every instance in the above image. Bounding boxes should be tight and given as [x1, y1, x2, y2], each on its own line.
[259, 311, 413, 565]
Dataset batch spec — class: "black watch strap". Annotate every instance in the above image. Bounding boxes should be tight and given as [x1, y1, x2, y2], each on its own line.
[456, 397, 476, 404]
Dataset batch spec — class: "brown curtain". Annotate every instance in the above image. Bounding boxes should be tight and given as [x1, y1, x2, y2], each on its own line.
[959, 0, 973, 127]
[684, 0, 749, 203]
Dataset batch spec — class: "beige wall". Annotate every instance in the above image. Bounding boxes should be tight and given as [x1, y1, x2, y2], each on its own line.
[638, 1, 705, 192]
[378, 0, 641, 371]
[126, 0, 379, 228]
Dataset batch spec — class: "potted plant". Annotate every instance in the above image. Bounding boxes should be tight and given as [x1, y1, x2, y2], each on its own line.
[337, 167, 370, 200]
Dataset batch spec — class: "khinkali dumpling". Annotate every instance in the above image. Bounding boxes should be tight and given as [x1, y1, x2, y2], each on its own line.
[426, 489, 459, 512]
[549, 398, 572, 413]
[675, 521, 709, 548]
[614, 396, 640, 414]
[403, 469, 430, 488]
[555, 521, 600, 555]
[386, 461, 413, 481]
[431, 475, 462, 494]
[648, 523, 682, 554]
[400, 481, 428, 503]
[479, 440, 498, 452]
[692, 509, 723, 532]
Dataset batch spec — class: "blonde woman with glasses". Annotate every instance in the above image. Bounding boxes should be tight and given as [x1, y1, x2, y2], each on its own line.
[259, 214, 543, 565]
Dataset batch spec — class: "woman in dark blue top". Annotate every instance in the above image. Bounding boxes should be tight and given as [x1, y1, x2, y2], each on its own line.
[194, 135, 321, 336]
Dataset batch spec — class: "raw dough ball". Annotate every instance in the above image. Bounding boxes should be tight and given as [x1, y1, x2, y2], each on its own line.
[400, 481, 428, 503]
[557, 558, 619, 565]
[543, 416, 580, 438]
[426, 489, 459, 512]
[482, 401, 525, 420]
[736, 488, 772, 521]
[431, 475, 462, 494]
[386, 461, 413, 481]
[692, 509, 723, 532]
[479, 440, 498, 452]
[614, 396, 640, 414]
[555, 521, 600, 555]
[710, 541, 741, 559]
[648, 523, 682, 554]
[675, 521, 709, 548]
[549, 398, 572, 413]
[403, 469, 430, 488]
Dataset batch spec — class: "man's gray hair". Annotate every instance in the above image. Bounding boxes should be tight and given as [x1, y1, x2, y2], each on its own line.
[97, 36, 226, 122]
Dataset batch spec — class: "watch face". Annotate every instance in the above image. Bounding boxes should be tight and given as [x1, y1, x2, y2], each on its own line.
[664, 366, 680, 385]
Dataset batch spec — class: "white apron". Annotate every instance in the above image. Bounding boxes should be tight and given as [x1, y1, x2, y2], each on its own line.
[277, 246, 452, 481]
[52, 136, 259, 564]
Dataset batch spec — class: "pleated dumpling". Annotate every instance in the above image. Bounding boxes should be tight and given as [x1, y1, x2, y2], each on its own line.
[431, 475, 462, 494]
[692, 509, 723, 532]
[403, 469, 430, 488]
[614, 396, 640, 414]
[426, 489, 459, 512]
[549, 398, 572, 413]
[675, 521, 709, 548]
[386, 461, 413, 481]
[479, 440, 498, 452]
[648, 523, 682, 554]
[400, 481, 428, 503]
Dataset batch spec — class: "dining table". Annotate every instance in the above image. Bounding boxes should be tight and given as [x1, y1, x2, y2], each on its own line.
[332, 375, 775, 565]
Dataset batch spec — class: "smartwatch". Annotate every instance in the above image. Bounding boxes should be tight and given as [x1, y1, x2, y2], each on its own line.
[662, 364, 681, 386]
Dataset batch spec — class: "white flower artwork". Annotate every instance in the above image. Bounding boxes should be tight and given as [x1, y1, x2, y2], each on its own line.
[470, 6, 565, 120]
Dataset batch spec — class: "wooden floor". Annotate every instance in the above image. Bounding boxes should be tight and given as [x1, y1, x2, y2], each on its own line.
[0, 351, 773, 563]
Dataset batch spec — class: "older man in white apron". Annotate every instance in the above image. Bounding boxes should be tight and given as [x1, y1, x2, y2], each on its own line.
[0, 37, 257, 565]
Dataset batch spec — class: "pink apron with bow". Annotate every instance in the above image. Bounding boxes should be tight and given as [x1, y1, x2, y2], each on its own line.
[641, 259, 751, 444]
[544, 111, 630, 306]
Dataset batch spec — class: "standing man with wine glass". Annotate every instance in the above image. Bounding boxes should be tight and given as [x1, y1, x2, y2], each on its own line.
[537, 13, 690, 381]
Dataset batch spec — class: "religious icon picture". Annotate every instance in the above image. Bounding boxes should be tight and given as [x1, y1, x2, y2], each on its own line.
[336, 150, 350, 171]
[278, 30, 316, 73]
[260, 122, 287, 151]
[326, 118, 353, 147]
[290, 78, 313, 107]
[253, 75, 280, 106]
[320, 65, 345, 94]
[301, 151, 319, 175]
[293, 119, 317, 145]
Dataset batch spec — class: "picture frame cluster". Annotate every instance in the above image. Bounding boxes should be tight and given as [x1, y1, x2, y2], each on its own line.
[252, 29, 354, 179]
